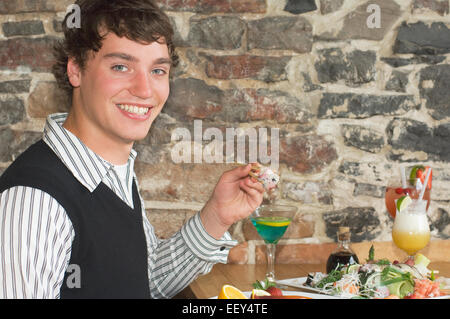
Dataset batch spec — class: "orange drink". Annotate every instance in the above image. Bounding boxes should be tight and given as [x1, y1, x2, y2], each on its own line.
[392, 199, 430, 256]
[392, 230, 430, 256]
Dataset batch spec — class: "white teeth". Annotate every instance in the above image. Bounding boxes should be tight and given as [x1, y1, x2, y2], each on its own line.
[117, 104, 149, 115]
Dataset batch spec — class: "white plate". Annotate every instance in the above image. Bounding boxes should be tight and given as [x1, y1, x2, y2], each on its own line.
[276, 277, 324, 294]
[276, 277, 450, 299]
[210, 290, 340, 299]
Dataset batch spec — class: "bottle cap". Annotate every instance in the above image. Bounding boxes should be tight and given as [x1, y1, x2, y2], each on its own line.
[337, 227, 350, 241]
[338, 226, 349, 233]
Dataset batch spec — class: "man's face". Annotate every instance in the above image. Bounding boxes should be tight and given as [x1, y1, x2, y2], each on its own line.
[72, 32, 171, 148]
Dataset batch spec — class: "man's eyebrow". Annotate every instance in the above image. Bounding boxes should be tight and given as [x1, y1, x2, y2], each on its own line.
[103, 53, 172, 65]
[154, 57, 173, 65]
[103, 52, 139, 62]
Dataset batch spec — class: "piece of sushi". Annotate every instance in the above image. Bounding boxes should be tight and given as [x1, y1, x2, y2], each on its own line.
[248, 163, 280, 191]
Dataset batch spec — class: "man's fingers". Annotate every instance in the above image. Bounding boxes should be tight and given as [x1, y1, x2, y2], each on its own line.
[246, 177, 265, 193]
[240, 177, 264, 195]
[221, 164, 253, 183]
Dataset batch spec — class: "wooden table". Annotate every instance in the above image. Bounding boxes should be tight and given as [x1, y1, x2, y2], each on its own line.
[175, 262, 450, 299]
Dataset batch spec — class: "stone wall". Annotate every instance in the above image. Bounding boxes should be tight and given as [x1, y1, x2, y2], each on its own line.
[0, 0, 449, 263]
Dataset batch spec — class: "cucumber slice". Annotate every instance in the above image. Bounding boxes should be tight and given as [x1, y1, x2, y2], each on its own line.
[414, 253, 430, 268]
[387, 280, 414, 298]
[346, 264, 360, 274]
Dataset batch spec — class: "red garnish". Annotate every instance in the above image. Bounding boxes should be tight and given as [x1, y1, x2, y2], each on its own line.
[265, 286, 283, 296]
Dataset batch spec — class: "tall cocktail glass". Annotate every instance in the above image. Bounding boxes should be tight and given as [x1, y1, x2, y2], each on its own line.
[385, 178, 431, 219]
[392, 199, 430, 260]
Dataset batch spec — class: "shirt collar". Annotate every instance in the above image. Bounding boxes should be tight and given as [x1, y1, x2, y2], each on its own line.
[42, 113, 137, 192]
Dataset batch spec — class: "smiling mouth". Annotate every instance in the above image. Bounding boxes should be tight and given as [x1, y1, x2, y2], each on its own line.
[117, 104, 151, 115]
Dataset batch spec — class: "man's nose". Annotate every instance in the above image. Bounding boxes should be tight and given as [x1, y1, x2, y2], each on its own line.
[129, 70, 153, 99]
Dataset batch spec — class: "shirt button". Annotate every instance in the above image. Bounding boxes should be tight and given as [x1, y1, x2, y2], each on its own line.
[220, 246, 226, 251]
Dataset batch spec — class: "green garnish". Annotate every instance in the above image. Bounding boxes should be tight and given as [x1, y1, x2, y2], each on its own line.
[252, 278, 275, 290]
[376, 259, 390, 265]
[316, 269, 342, 288]
[380, 266, 414, 286]
[429, 270, 435, 281]
[367, 245, 375, 262]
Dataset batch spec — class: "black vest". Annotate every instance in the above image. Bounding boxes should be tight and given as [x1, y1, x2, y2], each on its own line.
[0, 140, 150, 299]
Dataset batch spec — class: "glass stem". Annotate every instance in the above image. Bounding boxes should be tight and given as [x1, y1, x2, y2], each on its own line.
[266, 243, 276, 283]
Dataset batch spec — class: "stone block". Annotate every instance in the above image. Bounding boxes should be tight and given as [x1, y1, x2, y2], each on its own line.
[412, 0, 449, 16]
[419, 64, 450, 120]
[187, 16, 245, 50]
[385, 70, 409, 93]
[279, 134, 338, 174]
[156, 0, 266, 13]
[0, 36, 59, 72]
[202, 54, 291, 82]
[0, 96, 25, 125]
[27, 81, 70, 118]
[0, 0, 72, 13]
[341, 124, 385, 153]
[323, 207, 381, 242]
[2, 20, 45, 37]
[321, 0, 401, 41]
[318, 93, 417, 119]
[394, 21, 450, 55]
[338, 161, 362, 177]
[284, 0, 317, 14]
[247, 16, 313, 53]
[315, 48, 376, 86]
[353, 183, 385, 198]
[319, 0, 344, 14]
[381, 55, 446, 68]
[387, 118, 450, 162]
[283, 181, 333, 205]
[0, 128, 41, 162]
[430, 208, 450, 239]
[52, 18, 63, 33]
[0, 79, 31, 93]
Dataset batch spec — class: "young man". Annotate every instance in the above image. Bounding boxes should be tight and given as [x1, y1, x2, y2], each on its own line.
[0, 0, 263, 298]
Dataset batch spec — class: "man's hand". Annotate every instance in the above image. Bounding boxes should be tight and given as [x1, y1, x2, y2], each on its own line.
[200, 164, 265, 239]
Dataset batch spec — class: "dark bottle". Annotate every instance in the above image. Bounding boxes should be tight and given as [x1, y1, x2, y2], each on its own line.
[326, 227, 359, 273]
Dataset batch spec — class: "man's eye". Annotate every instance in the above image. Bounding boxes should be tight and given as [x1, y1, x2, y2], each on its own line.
[152, 68, 167, 75]
[111, 64, 128, 72]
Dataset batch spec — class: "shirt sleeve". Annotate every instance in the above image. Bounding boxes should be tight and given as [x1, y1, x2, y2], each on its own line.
[143, 211, 237, 299]
[0, 186, 74, 299]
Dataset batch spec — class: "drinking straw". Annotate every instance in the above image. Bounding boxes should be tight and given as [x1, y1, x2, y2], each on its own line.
[419, 167, 432, 201]
[400, 166, 407, 188]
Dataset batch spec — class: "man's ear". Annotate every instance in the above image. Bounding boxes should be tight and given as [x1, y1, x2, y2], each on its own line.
[67, 57, 81, 87]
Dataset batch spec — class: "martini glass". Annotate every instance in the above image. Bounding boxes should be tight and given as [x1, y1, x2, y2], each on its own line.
[250, 205, 297, 283]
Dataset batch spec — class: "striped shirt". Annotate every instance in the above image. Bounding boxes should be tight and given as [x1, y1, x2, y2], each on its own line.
[0, 113, 236, 299]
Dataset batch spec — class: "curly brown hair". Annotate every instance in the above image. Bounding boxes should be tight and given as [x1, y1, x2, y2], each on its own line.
[52, 0, 179, 98]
